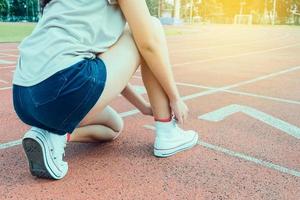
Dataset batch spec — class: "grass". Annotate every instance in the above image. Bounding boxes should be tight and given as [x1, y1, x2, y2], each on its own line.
[0, 22, 36, 42]
[1, 22, 299, 43]
[164, 29, 183, 36]
[0, 22, 184, 43]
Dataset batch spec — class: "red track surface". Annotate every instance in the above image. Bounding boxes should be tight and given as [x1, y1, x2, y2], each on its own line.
[0, 25, 300, 199]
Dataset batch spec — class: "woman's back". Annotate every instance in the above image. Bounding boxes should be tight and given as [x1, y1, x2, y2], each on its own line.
[13, 0, 125, 87]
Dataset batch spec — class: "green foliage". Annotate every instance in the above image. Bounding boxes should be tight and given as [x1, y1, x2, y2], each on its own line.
[10, 0, 25, 17]
[146, 0, 159, 16]
[0, 0, 9, 17]
[1, 0, 39, 21]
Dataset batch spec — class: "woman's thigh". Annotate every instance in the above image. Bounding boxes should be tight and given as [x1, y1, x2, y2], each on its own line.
[79, 28, 141, 126]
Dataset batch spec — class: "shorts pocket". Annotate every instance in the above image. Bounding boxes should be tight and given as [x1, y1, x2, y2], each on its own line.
[28, 73, 68, 107]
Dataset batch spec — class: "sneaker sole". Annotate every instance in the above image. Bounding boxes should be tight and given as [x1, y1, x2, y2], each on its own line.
[23, 138, 62, 180]
[154, 133, 199, 158]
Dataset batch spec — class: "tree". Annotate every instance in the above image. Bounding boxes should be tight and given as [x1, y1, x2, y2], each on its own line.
[146, 0, 159, 17]
[26, 0, 39, 20]
[0, 0, 9, 18]
[10, 0, 25, 18]
[195, 0, 224, 22]
[9, 0, 38, 20]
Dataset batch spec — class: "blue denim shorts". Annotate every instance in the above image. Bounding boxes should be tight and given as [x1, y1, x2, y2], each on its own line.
[13, 57, 107, 135]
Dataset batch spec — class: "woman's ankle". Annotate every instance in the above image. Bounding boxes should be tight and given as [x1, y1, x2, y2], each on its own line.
[154, 116, 172, 122]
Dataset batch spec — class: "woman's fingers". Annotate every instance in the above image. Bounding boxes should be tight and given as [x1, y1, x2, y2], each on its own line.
[182, 112, 187, 124]
[176, 109, 185, 124]
[170, 99, 189, 125]
[183, 105, 189, 122]
[182, 110, 188, 124]
[177, 113, 183, 124]
[181, 103, 188, 124]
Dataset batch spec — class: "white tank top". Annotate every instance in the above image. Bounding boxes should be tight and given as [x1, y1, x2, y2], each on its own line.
[13, 0, 125, 86]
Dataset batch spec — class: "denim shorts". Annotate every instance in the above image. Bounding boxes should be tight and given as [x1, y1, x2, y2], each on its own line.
[13, 57, 107, 135]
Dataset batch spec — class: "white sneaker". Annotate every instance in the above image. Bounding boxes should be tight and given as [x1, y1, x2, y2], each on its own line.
[154, 119, 199, 157]
[22, 127, 68, 180]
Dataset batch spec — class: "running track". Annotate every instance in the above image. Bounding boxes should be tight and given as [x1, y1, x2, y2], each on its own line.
[0, 24, 300, 199]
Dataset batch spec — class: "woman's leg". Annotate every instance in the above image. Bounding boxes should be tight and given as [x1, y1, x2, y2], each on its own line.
[141, 59, 171, 120]
[69, 106, 123, 142]
[140, 18, 173, 121]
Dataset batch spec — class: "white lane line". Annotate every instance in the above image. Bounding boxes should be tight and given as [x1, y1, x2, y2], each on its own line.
[0, 60, 15, 64]
[178, 66, 300, 101]
[170, 33, 289, 54]
[143, 125, 300, 178]
[1, 65, 300, 149]
[134, 65, 300, 105]
[173, 43, 300, 67]
[178, 66, 300, 90]
[0, 65, 15, 69]
[133, 85, 147, 94]
[222, 66, 300, 89]
[119, 110, 140, 117]
[198, 141, 300, 178]
[0, 139, 22, 150]
[0, 49, 18, 52]
[118, 85, 146, 97]
[134, 63, 300, 92]
[0, 86, 12, 90]
[222, 90, 300, 105]
[0, 79, 8, 84]
[199, 104, 300, 139]
[0, 110, 141, 149]
[175, 82, 300, 105]
[0, 53, 18, 58]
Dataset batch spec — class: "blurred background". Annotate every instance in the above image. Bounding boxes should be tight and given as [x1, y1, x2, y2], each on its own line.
[0, 0, 299, 25]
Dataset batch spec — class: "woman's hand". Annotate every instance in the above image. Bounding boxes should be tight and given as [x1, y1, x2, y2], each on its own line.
[121, 84, 153, 116]
[140, 103, 153, 116]
[170, 99, 189, 124]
